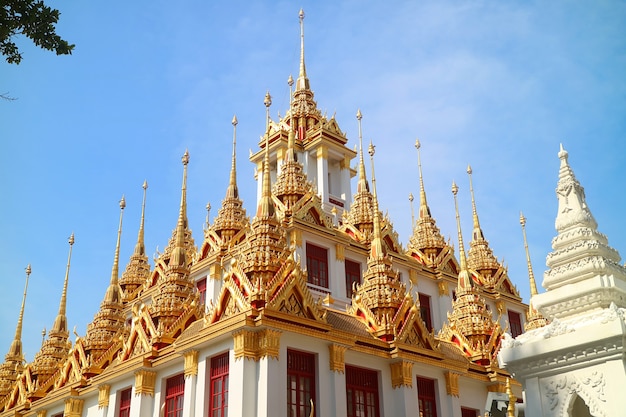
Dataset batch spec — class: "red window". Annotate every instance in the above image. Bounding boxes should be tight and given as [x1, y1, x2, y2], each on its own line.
[508, 310, 522, 338]
[287, 349, 316, 417]
[461, 407, 479, 417]
[346, 365, 380, 417]
[197, 278, 207, 306]
[417, 376, 438, 417]
[345, 259, 361, 298]
[306, 243, 328, 288]
[419, 293, 433, 332]
[210, 352, 229, 417]
[165, 374, 185, 417]
[119, 387, 132, 417]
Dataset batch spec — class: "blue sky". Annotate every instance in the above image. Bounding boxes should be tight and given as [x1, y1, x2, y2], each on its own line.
[1, 1, 625, 362]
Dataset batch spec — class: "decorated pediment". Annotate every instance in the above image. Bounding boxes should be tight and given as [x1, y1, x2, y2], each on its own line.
[207, 267, 252, 324]
[120, 303, 157, 361]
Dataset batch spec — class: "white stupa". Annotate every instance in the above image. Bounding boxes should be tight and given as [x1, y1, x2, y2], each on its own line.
[499, 145, 626, 417]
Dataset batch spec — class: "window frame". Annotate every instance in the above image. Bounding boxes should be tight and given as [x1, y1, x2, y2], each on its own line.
[118, 387, 132, 417]
[417, 376, 438, 417]
[344, 259, 361, 298]
[418, 293, 433, 332]
[164, 373, 185, 417]
[306, 243, 329, 288]
[461, 407, 479, 417]
[287, 349, 316, 417]
[508, 310, 523, 338]
[196, 277, 207, 306]
[345, 365, 380, 417]
[209, 352, 229, 417]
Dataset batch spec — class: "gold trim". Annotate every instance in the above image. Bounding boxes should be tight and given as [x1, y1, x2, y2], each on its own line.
[335, 244, 345, 261]
[444, 371, 460, 397]
[408, 269, 418, 285]
[437, 280, 449, 296]
[134, 370, 156, 397]
[291, 230, 302, 247]
[233, 329, 281, 361]
[210, 264, 222, 280]
[64, 398, 84, 417]
[390, 361, 413, 388]
[36, 410, 47, 417]
[183, 350, 199, 378]
[97, 385, 110, 408]
[328, 344, 346, 373]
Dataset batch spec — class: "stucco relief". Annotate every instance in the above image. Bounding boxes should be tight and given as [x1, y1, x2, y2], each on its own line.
[541, 372, 606, 417]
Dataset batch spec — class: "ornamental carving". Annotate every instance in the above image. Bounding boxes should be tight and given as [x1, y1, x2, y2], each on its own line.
[64, 398, 84, 417]
[328, 344, 346, 373]
[233, 329, 281, 361]
[98, 384, 110, 408]
[134, 370, 156, 397]
[542, 372, 607, 417]
[444, 371, 460, 397]
[390, 361, 413, 388]
[183, 350, 199, 378]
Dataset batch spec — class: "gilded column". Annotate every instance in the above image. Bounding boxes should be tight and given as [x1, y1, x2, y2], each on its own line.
[390, 361, 417, 416]
[97, 384, 110, 417]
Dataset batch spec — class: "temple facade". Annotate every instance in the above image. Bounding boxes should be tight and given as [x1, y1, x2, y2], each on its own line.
[0, 10, 539, 417]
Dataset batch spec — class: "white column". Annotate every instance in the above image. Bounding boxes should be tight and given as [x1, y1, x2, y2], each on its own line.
[328, 370, 346, 417]
[228, 352, 258, 417]
[316, 147, 328, 207]
[182, 374, 196, 417]
[194, 356, 207, 417]
[129, 389, 154, 417]
[390, 384, 419, 417]
[522, 377, 544, 417]
[256, 356, 284, 417]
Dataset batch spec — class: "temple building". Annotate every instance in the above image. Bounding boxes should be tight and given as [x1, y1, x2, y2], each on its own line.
[6, 9, 606, 417]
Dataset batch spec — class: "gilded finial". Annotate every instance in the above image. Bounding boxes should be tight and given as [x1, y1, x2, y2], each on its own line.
[110, 196, 125, 288]
[264, 91, 272, 133]
[415, 138, 431, 220]
[205, 202, 211, 227]
[227, 115, 239, 199]
[172, 150, 189, 267]
[506, 378, 516, 417]
[6, 264, 31, 360]
[355, 110, 369, 193]
[257, 93, 275, 218]
[134, 181, 148, 256]
[368, 140, 384, 259]
[409, 192, 415, 228]
[467, 164, 484, 241]
[52, 233, 74, 334]
[451, 182, 468, 272]
[520, 212, 538, 297]
[182, 149, 190, 165]
[41, 327, 46, 346]
[296, 9, 310, 90]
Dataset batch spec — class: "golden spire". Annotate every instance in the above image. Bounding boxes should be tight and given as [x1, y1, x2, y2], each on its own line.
[356, 110, 369, 194]
[85, 199, 127, 361]
[452, 182, 469, 278]
[226, 115, 239, 199]
[506, 378, 517, 417]
[368, 141, 384, 259]
[171, 150, 190, 268]
[466, 165, 502, 286]
[409, 193, 415, 229]
[520, 212, 547, 331]
[349, 141, 407, 342]
[407, 140, 447, 265]
[120, 181, 150, 301]
[343, 110, 375, 240]
[0, 265, 31, 398]
[257, 92, 275, 218]
[31, 234, 74, 385]
[208, 118, 248, 247]
[296, 9, 310, 91]
[53, 233, 74, 334]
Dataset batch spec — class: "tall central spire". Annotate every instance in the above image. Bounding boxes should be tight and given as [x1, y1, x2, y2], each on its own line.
[296, 9, 310, 91]
[257, 92, 275, 218]
[520, 213, 547, 331]
[53, 233, 74, 333]
[120, 181, 150, 301]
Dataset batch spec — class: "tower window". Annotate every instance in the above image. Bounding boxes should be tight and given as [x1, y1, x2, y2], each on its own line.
[346, 365, 380, 417]
[196, 278, 207, 306]
[418, 293, 433, 332]
[345, 259, 361, 298]
[164, 374, 185, 417]
[118, 387, 132, 417]
[508, 310, 523, 338]
[417, 376, 438, 417]
[306, 243, 328, 288]
[210, 352, 229, 417]
[287, 349, 316, 417]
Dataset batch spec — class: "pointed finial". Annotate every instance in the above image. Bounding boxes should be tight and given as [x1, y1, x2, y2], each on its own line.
[227, 115, 239, 199]
[355, 109, 369, 192]
[41, 327, 46, 346]
[257, 96, 275, 218]
[52, 233, 74, 334]
[205, 202, 211, 227]
[134, 181, 148, 256]
[264, 91, 272, 133]
[409, 193, 415, 228]
[466, 164, 484, 241]
[110, 196, 125, 287]
[368, 140, 384, 259]
[172, 150, 189, 267]
[451, 182, 468, 271]
[520, 212, 539, 297]
[415, 138, 431, 219]
[7, 264, 31, 359]
[296, 9, 310, 91]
